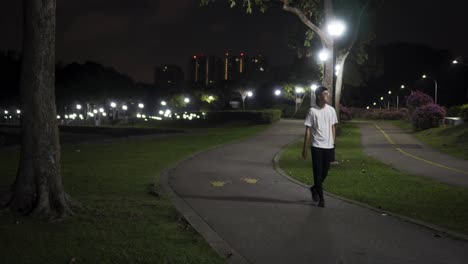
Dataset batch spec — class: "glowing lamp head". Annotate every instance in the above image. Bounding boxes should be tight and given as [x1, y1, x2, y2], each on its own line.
[318, 49, 329, 61]
[327, 20, 346, 37]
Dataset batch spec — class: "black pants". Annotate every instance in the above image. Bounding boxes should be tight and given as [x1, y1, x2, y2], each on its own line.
[311, 147, 334, 199]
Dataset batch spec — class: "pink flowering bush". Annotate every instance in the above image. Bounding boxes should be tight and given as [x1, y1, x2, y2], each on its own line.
[406, 91, 434, 111]
[340, 105, 353, 121]
[412, 103, 446, 130]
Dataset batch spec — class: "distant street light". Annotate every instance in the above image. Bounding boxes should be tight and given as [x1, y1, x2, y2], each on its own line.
[184, 97, 190, 103]
[76, 104, 82, 110]
[138, 103, 144, 109]
[122, 105, 128, 111]
[110, 102, 117, 121]
[421, 74, 438, 104]
[274, 89, 281, 96]
[453, 60, 458, 64]
[246, 91, 253, 97]
[161, 101, 167, 106]
[16, 109, 21, 114]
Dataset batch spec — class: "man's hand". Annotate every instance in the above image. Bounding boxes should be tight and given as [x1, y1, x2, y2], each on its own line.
[301, 148, 307, 159]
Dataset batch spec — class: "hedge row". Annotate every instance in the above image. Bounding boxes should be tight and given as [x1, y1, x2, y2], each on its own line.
[205, 109, 282, 124]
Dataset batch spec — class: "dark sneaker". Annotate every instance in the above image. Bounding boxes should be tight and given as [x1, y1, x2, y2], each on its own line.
[309, 186, 318, 202]
[318, 198, 325, 208]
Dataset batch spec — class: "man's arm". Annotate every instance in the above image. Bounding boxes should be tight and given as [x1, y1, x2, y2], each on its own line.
[332, 124, 336, 145]
[302, 126, 311, 159]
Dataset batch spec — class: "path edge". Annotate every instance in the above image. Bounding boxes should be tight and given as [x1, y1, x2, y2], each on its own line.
[272, 138, 468, 242]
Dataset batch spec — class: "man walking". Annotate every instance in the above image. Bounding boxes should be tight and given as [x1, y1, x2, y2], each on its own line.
[302, 86, 338, 207]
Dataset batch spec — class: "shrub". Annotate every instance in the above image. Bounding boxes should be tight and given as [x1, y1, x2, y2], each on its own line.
[350, 108, 408, 120]
[412, 103, 446, 130]
[446, 105, 462, 117]
[459, 104, 468, 121]
[340, 105, 353, 121]
[406, 91, 433, 110]
[381, 110, 407, 120]
[206, 109, 282, 124]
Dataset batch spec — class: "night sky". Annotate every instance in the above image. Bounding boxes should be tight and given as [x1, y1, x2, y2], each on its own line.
[1, 0, 467, 83]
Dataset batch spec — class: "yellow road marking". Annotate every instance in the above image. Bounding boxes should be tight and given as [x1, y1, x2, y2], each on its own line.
[374, 124, 468, 175]
[241, 178, 259, 184]
[210, 181, 229, 187]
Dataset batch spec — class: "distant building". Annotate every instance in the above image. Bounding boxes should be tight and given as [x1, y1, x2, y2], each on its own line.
[188, 55, 217, 86]
[188, 52, 268, 85]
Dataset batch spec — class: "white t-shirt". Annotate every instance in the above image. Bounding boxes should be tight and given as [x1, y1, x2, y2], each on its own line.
[304, 104, 338, 149]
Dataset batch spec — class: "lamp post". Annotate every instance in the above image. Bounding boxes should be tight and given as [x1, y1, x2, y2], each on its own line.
[387, 90, 392, 110]
[422, 74, 438, 104]
[110, 101, 117, 121]
[397, 84, 406, 110]
[326, 20, 346, 107]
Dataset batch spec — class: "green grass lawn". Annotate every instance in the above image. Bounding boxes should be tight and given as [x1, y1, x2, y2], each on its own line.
[391, 121, 468, 160]
[279, 123, 468, 235]
[0, 125, 268, 264]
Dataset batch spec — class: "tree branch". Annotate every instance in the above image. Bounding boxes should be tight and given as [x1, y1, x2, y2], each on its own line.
[279, 0, 332, 46]
[342, 0, 371, 54]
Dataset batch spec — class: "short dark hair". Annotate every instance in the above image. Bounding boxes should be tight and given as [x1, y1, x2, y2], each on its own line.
[315, 86, 328, 97]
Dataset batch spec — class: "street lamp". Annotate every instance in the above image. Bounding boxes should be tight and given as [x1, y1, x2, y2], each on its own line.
[184, 97, 190, 103]
[76, 104, 82, 110]
[326, 19, 346, 108]
[274, 89, 281, 96]
[387, 91, 392, 110]
[138, 103, 144, 109]
[327, 20, 346, 37]
[422, 74, 438, 104]
[161, 101, 167, 106]
[110, 102, 117, 121]
[318, 49, 329, 62]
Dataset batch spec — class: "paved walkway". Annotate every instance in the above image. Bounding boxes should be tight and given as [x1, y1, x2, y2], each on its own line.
[164, 119, 468, 264]
[359, 121, 468, 187]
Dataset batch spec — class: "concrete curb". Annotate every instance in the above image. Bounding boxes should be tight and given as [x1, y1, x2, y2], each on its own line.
[272, 139, 468, 242]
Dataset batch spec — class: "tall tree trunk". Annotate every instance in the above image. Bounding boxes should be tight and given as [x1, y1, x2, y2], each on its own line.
[323, 41, 334, 101]
[334, 52, 349, 119]
[7, 0, 72, 219]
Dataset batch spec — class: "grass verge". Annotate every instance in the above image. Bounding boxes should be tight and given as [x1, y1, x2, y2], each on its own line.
[391, 121, 468, 160]
[0, 124, 268, 264]
[279, 123, 468, 235]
